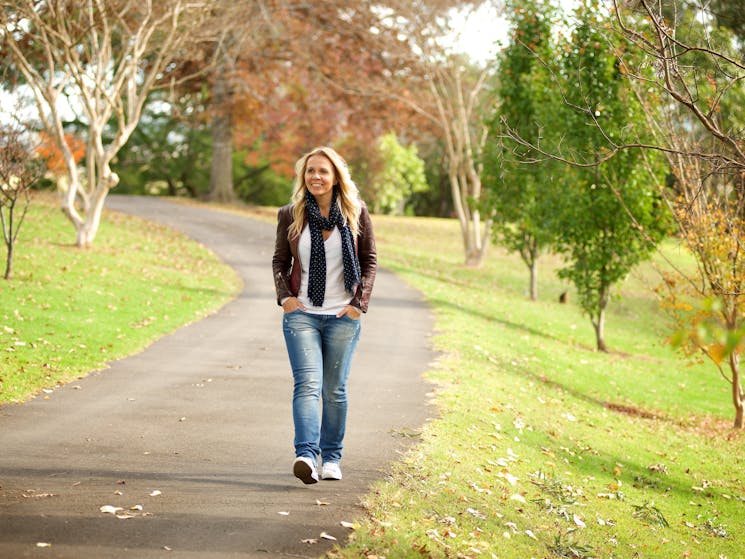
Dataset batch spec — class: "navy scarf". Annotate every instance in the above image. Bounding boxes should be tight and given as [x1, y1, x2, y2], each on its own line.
[305, 187, 361, 307]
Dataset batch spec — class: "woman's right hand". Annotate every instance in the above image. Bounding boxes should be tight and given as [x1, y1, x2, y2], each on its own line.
[282, 297, 307, 313]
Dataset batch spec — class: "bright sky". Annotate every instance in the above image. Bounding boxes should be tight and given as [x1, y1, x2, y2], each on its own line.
[449, 3, 510, 65]
[449, 0, 580, 65]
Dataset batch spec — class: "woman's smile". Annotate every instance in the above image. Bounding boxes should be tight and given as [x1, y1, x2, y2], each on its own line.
[305, 154, 335, 201]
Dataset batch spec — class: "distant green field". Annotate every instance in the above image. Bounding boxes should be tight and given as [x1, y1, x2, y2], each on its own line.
[330, 214, 744, 559]
[0, 194, 241, 404]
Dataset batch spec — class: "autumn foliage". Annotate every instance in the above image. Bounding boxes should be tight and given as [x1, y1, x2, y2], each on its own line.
[36, 132, 85, 176]
[663, 193, 745, 426]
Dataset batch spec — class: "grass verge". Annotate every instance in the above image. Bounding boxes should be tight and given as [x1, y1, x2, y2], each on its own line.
[0, 193, 241, 404]
[329, 215, 744, 559]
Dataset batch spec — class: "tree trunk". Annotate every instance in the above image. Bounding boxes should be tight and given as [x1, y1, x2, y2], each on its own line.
[72, 169, 118, 247]
[731, 351, 743, 428]
[462, 211, 491, 267]
[208, 65, 235, 203]
[2, 200, 13, 279]
[3, 238, 12, 280]
[593, 284, 611, 352]
[529, 260, 538, 301]
[593, 311, 609, 353]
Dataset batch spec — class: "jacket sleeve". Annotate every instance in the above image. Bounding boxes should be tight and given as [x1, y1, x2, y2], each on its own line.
[350, 204, 377, 313]
[272, 205, 294, 306]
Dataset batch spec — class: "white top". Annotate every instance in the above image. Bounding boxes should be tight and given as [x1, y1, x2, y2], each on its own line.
[297, 225, 354, 315]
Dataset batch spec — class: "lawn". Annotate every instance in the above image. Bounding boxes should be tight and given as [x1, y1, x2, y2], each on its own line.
[0, 193, 241, 404]
[329, 214, 744, 559]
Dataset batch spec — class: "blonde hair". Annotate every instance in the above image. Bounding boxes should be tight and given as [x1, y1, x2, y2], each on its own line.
[289, 146, 361, 239]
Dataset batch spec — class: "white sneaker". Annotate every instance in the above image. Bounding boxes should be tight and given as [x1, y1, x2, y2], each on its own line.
[293, 456, 319, 484]
[321, 461, 342, 480]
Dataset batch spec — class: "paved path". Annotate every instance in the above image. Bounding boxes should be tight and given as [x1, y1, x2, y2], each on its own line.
[0, 196, 435, 559]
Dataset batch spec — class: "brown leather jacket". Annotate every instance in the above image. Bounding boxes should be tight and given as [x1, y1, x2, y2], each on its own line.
[272, 202, 377, 312]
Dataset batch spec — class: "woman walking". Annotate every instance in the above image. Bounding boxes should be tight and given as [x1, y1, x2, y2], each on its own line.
[272, 146, 377, 484]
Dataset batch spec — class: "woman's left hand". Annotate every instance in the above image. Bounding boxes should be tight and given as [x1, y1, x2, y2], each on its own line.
[337, 305, 361, 320]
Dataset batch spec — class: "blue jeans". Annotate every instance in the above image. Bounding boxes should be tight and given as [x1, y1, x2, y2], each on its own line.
[282, 310, 361, 464]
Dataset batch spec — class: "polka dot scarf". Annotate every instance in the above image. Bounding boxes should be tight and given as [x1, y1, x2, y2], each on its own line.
[305, 187, 361, 307]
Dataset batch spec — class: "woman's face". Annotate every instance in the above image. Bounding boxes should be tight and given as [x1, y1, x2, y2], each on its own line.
[304, 154, 336, 202]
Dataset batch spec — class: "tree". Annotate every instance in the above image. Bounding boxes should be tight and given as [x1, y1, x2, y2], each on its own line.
[483, 0, 558, 300]
[0, 0, 212, 246]
[501, 0, 745, 426]
[111, 91, 212, 198]
[548, 1, 672, 352]
[611, 0, 745, 426]
[366, 132, 429, 215]
[191, 1, 431, 203]
[0, 117, 44, 279]
[262, 0, 495, 263]
[198, 3, 279, 203]
[367, 2, 497, 264]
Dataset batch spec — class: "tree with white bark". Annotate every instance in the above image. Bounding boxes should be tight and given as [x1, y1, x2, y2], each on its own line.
[374, 1, 498, 265]
[0, 0, 212, 246]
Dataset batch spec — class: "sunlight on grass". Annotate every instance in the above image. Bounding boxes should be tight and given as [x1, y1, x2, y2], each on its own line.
[0, 194, 241, 404]
[330, 214, 743, 559]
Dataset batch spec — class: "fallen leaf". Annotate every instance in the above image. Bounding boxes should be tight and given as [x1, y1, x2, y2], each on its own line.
[301, 538, 318, 544]
[23, 492, 56, 499]
[316, 499, 329, 506]
[130, 505, 143, 511]
[115, 513, 135, 519]
[278, 511, 290, 516]
[340, 521, 355, 529]
[573, 514, 586, 528]
[149, 490, 162, 497]
[163, 546, 172, 551]
[100, 505, 123, 515]
[497, 471, 519, 486]
[320, 532, 337, 541]
[525, 529, 538, 540]
[510, 494, 526, 503]
[466, 507, 486, 519]
[36, 543, 51, 548]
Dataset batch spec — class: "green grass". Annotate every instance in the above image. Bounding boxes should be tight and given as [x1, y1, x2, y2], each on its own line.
[329, 215, 745, 559]
[3, 197, 742, 557]
[0, 193, 241, 404]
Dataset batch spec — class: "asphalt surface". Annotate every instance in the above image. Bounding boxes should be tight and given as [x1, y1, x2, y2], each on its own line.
[0, 196, 436, 559]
